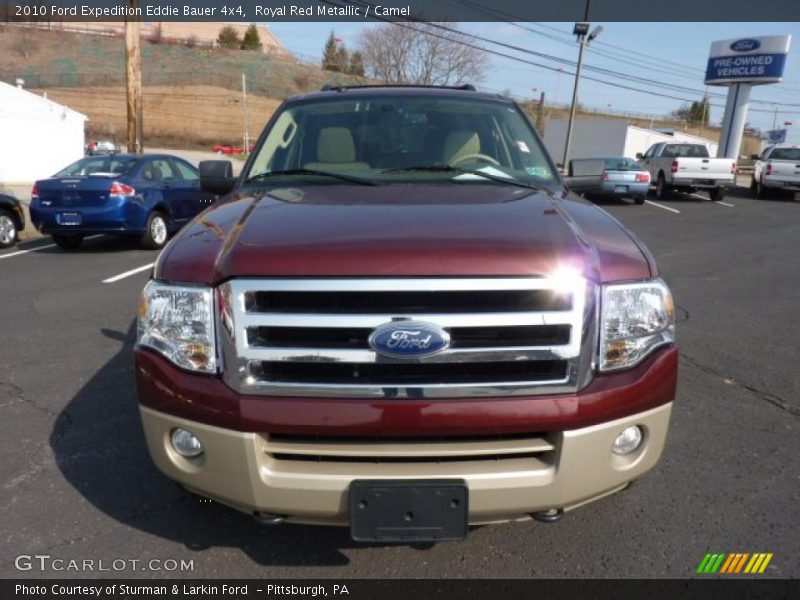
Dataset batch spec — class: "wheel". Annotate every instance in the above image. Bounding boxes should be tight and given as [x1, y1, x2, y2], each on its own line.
[755, 179, 770, 199]
[750, 176, 757, 191]
[633, 196, 646, 205]
[708, 187, 726, 202]
[655, 173, 671, 200]
[52, 234, 84, 250]
[0, 210, 18, 248]
[141, 211, 169, 250]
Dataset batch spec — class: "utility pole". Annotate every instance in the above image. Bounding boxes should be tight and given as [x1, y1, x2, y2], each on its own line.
[772, 105, 778, 130]
[124, 0, 142, 153]
[536, 91, 546, 135]
[242, 73, 250, 151]
[562, 0, 602, 170]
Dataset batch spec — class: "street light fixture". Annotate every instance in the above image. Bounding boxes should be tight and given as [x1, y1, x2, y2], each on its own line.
[562, 17, 602, 170]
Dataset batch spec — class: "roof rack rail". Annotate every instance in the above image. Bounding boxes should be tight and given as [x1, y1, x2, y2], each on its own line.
[319, 83, 478, 92]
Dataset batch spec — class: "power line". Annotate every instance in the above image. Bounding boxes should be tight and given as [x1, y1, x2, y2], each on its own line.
[447, 1, 800, 107]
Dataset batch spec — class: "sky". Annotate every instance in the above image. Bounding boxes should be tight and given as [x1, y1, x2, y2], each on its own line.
[268, 21, 800, 144]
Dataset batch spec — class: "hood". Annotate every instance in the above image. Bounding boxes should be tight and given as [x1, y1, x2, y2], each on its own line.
[155, 183, 654, 285]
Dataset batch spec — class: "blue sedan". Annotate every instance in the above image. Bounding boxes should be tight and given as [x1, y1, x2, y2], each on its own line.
[29, 154, 217, 250]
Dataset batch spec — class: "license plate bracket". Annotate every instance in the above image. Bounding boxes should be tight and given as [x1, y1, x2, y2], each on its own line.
[350, 479, 468, 542]
[614, 185, 628, 193]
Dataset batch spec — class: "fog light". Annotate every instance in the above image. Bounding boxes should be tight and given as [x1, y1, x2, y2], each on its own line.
[171, 428, 204, 458]
[612, 425, 643, 455]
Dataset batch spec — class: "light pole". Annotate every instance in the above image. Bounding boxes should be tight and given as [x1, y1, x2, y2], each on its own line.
[562, 18, 602, 169]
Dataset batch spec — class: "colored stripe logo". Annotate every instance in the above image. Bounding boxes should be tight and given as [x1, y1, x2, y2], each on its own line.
[696, 553, 773, 574]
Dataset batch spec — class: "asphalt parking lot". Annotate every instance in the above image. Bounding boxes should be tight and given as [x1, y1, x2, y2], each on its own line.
[1, 183, 798, 579]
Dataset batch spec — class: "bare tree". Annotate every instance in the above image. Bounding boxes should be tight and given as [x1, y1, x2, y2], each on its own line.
[358, 23, 489, 86]
[15, 25, 38, 58]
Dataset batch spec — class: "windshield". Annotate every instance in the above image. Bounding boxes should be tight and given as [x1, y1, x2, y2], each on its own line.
[603, 158, 643, 171]
[246, 95, 557, 186]
[661, 144, 710, 158]
[57, 156, 139, 177]
[770, 147, 800, 161]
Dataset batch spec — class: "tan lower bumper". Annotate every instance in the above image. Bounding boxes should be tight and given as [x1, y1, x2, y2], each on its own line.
[139, 403, 672, 525]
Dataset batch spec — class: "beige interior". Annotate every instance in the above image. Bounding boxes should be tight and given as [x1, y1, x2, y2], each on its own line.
[305, 127, 370, 171]
[443, 130, 481, 164]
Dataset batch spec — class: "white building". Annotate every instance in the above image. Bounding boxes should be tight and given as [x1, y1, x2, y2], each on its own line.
[543, 118, 718, 165]
[0, 81, 87, 184]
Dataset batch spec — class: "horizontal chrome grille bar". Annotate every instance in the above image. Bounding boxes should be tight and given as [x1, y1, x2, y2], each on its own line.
[238, 311, 577, 328]
[243, 346, 576, 363]
[235, 277, 580, 292]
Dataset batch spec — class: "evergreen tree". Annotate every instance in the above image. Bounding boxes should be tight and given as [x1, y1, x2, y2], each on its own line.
[322, 31, 341, 72]
[241, 24, 262, 51]
[335, 45, 350, 73]
[217, 26, 240, 50]
[348, 51, 365, 76]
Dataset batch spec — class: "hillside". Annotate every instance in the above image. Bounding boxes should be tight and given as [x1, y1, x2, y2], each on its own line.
[1, 24, 759, 154]
[0, 24, 364, 148]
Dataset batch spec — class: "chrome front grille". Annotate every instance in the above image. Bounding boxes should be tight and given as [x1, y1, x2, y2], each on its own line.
[219, 278, 597, 398]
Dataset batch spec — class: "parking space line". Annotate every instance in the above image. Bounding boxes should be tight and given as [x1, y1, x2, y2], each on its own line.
[0, 243, 57, 260]
[690, 192, 735, 207]
[102, 263, 155, 284]
[644, 200, 681, 214]
[0, 235, 104, 260]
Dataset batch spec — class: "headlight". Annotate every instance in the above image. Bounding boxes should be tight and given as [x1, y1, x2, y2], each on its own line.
[137, 281, 216, 373]
[599, 278, 674, 372]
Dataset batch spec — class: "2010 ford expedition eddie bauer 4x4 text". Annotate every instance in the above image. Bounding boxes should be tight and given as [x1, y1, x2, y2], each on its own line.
[135, 85, 677, 542]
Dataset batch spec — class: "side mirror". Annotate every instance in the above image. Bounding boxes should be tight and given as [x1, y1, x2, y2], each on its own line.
[199, 160, 235, 196]
[635, 152, 644, 159]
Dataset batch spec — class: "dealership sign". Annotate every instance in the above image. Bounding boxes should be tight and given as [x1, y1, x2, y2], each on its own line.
[765, 129, 787, 143]
[705, 35, 792, 85]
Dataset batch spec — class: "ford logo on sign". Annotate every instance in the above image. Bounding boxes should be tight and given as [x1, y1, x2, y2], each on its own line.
[730, 39, 761, 52]
[368, 320, 450, 359]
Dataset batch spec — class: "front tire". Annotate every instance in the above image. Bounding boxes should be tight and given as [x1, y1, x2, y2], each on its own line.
[52, 234, 84, 250]
[141, 211, 169, 250]
[0, 210, 18, 248]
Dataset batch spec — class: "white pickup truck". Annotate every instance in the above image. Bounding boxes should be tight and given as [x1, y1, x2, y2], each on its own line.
[752, 144, 800, 199]
[637, 142, 736, 201]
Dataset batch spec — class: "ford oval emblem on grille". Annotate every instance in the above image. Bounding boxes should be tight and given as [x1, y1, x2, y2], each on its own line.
[730, 38, 761, 52]
[368, 320, 450, 359]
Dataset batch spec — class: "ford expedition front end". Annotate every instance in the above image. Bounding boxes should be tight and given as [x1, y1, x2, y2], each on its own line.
[135, 86, 677, 542]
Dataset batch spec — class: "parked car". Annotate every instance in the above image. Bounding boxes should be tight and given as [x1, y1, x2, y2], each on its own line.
[213, 142, 255, 155]
[85, 140, 119, 155]
[0, 193, 25, 248]
[29, 154, 216, 250]
[637, 142, 736, 201]
[135, 85, 677, 542]
[566, 157, 650, 204]
[752, 144, 800, 199]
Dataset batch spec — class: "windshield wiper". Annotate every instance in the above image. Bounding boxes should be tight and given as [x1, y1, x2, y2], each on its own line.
[380, 165, 544, 191]
[245, 168, 378, 186]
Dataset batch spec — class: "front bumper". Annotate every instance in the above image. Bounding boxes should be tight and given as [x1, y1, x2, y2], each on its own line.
[136, 346, 677, 525]
[140, 402, 672, 525]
